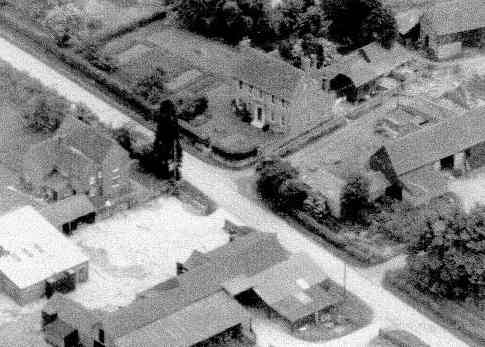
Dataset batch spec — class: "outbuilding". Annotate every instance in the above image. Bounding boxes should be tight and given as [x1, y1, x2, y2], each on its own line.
[0, 206, 89, 305]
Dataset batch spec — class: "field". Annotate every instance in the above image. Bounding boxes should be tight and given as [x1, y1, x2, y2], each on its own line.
[0, 196, 243, 345]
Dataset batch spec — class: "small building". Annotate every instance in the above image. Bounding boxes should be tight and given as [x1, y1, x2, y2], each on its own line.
[0, 206, 88, 305]
[370, 105, 485, 205]
[23, 116, 131, 204]
[321, 42, 413, 102]
[38, 195, 96, 235]
[232, 45, 336, 136]
[420, 0, 485, 59]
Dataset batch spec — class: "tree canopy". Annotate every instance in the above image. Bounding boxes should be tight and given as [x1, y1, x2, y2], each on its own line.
[407, 199, 485, 301]
[321, 0, 397, 50]
[340, 173, 371, 223]
[173, 0, 276, 47]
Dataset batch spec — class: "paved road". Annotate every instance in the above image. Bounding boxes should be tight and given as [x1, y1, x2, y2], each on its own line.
[0, 36, 470, 347]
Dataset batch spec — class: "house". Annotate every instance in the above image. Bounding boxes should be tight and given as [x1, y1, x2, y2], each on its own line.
[0, 206, 88, 305]
[370, 105, 485, 204]
[232, 44, 336, 136]
[420, 0, 485, 59]
[321, 42, 413, 102]
[22, 116, 131, 205]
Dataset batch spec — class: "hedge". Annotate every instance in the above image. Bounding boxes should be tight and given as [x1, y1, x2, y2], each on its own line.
[378, 329, 430, 347]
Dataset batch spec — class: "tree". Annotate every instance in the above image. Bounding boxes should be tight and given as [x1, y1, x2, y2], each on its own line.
[340, 173, 371, 223]
[173, 0, 276, 47]
[321, 0, 397, 50]
[132, 68, 165, 105]
[406, 202, 485, 301]
[255, 156, 308, 211]
[43, 2, 84, 46]
[140, 100, 183, 180]
[274, 0, 327, 40]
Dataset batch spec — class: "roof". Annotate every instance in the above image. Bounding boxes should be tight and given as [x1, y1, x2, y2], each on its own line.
[422, 0, 485, 35]
[39, 195, 96, 227]
[323, 42, 413, 87]
[222, 253, 337, 323]
[384, 106, 485, 175]
[0, 206, 88, 289]
[43, 318, 76, 338]
[234, 46, 305, 100]
[182, 250, 210, 270]
[55, 116, 120, 164]
[115, 292, 249, 347]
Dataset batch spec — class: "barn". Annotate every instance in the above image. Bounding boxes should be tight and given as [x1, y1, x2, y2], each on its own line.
[0, 206, 89, 305]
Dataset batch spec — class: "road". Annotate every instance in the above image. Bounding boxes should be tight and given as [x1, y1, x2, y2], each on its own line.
[0, 36, 470, 347]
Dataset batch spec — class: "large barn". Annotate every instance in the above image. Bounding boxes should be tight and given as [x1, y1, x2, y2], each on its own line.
[0, 206, 89, 305]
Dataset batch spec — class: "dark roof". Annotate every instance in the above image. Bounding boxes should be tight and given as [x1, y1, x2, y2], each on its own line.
[384, 106, 485, 175]
[44, 319, 76, 339]
[43, 294, 100, 335]
[39, 195, 95, 227]
[182, 250, 210, 269]
[422, 0, 485, 35]
[115, 292, 250, 347]
[234, 46, 305, 100]
[105, 232, 288, 339]
[55, 116, 120, 164]
[322, 42, 413, 87]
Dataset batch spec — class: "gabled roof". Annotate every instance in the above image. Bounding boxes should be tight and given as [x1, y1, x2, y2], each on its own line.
[115, 292, 249, 347]
[39, 194, 95, 227]
[384, 106, 485, 175]
[323, 42, 413, 87]
[56, 116, 121, 164]
[234, 46, 305, 100]
[422, 0, 485, 35]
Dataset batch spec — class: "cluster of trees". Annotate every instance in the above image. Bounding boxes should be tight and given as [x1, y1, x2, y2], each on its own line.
[322, 0, 397, 50]
[255, 157, 309, 212]
[405, 199, 485, 301]
[172, 0, 276, 47]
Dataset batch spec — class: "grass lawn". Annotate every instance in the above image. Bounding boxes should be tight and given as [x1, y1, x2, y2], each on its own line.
[0, 103, 50, 173]
[385, 269, 485, 347]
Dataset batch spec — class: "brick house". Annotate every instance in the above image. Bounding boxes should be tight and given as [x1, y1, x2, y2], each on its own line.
[420, 0, 485, 60]
[22, 116, 131, 204]
[232, 45, 336, 137]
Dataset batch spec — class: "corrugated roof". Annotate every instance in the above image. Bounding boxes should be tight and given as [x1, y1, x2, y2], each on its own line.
[385, 106, 485, 175]
[234, 46, 305, 100]
[422, 0, 485, 35]
[115, 292, 250, 347]
[322, 42, 413, 87]
[0, 206, 88, 289]
[39, 195, 95, 227]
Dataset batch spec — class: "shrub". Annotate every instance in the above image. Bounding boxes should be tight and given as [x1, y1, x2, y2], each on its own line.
[176, 96, 208, 122]
[132, 67, 165, 105]
[340, 173, 371, 224]
[80, 44, 118, 73]
[231, 99, 252, 123]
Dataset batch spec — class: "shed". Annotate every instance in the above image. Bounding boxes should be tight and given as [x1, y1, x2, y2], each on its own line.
[39, 195, 96, 234]
[0, 206, 89, 305]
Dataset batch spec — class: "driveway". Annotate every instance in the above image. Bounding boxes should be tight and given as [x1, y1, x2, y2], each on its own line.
[0, 35, 470, 347]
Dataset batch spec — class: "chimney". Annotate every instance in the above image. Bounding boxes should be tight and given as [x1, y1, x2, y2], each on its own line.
[301, 56, 311, 72]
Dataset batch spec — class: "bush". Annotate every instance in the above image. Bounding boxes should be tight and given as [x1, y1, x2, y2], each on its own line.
[132, 67, 165, 105]
[79, 44, 118, 73]
[176, 96, 208, 122]
[340, 173, 371, 223]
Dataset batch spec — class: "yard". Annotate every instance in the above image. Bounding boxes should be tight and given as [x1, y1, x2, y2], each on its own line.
[0, 196, 244, 345]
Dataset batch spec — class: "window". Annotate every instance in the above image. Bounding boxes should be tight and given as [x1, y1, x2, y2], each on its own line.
[281, 99, 285, 107]
[89, 176, 96, 185]
[239, 80, 243, 89]
[249, 85, 254, 94]
[78, 266, 88, 282]
[258, 89, 263, 99]
[270, 111, 275, 122]
[281, 115, 287, 126]
[97, 171, 102, 179]
[271, 95, 275, 104]
[99, 329, 105, 343]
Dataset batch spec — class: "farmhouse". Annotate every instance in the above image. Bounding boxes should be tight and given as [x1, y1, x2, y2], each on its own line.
[370, 105, 485, 205]
[420, 0, 485, 59]
[321, 42, 413, 102]
[0, 206, 88, 306]
[22, 116, 131, 205]
[232, 45, 336, 136]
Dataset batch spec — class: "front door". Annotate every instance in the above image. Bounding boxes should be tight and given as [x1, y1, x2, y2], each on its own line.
[251, 106, 265, 128]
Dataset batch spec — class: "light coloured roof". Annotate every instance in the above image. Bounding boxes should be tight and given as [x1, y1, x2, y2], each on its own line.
[395, 8, 423, 34]
[0, 206, 88, 289]
[323, 42, 413, 87]
[116, 292, 249, 347]
[422, 0, 485, 35]
[385, 106, 485, 175]
[234, 46, 305, 100]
